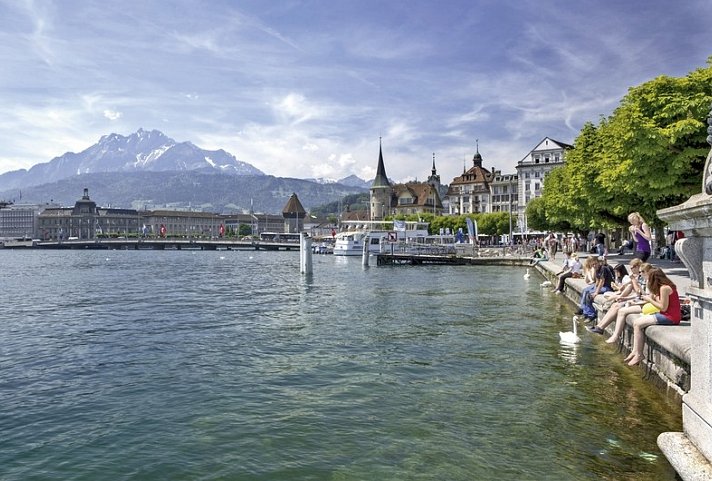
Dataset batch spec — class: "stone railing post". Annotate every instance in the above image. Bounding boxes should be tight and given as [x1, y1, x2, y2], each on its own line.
[657, 103, 712, 480]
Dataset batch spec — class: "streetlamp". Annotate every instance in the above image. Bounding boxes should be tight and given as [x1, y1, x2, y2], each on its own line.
[508, 177, 513, 246]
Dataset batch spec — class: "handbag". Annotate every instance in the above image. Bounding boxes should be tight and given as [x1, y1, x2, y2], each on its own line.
[642, 302, 660, 315]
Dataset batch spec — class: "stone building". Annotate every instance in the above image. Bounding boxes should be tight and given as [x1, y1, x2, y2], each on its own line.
[369, 140, 392, 221]
[140, 210, 223, 238]
[38, 188, 140, 240]
[0, 202, 51, 240]
[515, 137, 572, 232]
[368, 140, 443, 220]
[282, 193, 306, 233]
[490, 171, 519, 214]
[442, 138, 569, 234]
[445, 143, 495, 215]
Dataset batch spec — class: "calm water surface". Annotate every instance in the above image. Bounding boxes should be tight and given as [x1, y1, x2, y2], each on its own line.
[0, 250, 680, 480]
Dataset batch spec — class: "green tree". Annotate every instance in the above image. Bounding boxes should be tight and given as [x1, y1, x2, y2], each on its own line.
[525, 197, 548, 232]
[539, 58, 712, 230]
[238, 224, 252, 236]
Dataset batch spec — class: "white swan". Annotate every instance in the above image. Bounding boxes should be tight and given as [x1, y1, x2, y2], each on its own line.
[523, 268, 531, 279]
[559, 315, 581, 344]
[540, 280, 552, 287]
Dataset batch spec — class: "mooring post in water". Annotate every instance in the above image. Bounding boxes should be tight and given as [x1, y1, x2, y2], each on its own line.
[300, 232, 313, 275]
[362, 235, 369, 267]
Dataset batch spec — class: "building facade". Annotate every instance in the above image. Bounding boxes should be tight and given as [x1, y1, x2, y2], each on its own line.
[445, 145, 495, 215]
[490, 171, 519, 214]
[369, 141, 444, 220]
[0, 202, 52, 240]
[515, 137, 572, 232]
[442, 138, 569, 235]
[38, 189, 141, 240]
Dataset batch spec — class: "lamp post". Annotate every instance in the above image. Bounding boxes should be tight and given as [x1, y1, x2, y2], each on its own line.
[508, 178, 513, 246]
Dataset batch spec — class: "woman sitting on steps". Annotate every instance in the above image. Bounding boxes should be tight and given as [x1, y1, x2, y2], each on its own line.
[587, 259, 645, 337]
[624, 268, 682, 366]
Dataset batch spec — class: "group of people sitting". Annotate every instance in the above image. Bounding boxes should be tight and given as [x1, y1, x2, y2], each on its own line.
[550, 251, 683, 366]
[546, 212, 683, 367]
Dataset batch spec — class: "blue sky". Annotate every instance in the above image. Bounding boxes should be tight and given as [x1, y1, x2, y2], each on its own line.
[0, 0, 710, 184]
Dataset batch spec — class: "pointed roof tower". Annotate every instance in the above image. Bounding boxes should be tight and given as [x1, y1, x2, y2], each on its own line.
[372, 137, 391, 188]
[282, 193, 306, 218]
[427, 152, 440, 187]
[472, 139, 483, 168]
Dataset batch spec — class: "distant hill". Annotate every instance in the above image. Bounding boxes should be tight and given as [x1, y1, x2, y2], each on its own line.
[0, 128, 264, 191]
[337, 175, 372, 189]
[0, 171, 367, 214]
[305, 175, 371, 189]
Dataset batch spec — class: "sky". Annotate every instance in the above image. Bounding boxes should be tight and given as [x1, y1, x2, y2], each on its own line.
[0, 0, 710, 184]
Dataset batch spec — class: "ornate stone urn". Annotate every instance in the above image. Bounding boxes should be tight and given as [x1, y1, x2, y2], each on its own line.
[657, 104, 712, 479]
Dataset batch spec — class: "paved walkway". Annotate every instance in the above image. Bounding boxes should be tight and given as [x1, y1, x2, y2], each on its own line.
[549, 250, 690, 289]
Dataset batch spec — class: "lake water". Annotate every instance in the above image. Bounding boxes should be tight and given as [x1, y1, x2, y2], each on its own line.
[0, 249, 681, 480]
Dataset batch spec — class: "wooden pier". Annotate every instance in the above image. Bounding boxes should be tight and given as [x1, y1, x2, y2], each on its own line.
[375, 253, 530, 266]
[6, 238, 301, 251]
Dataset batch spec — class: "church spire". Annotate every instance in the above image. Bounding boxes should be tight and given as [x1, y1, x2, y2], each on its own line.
[427, 152, 441, 188]
[372, 137, 390, 188]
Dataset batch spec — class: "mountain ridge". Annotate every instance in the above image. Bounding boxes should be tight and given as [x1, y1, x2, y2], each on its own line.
[0, 128, 373, 213]
[0, 171, 367, 214]
[0, 128, 264, 191]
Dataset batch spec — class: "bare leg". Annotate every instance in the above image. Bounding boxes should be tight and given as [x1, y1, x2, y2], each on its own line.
[627, 315, 657, 366]
[597, 303, 621, 330]
[606, 305, 642, 344]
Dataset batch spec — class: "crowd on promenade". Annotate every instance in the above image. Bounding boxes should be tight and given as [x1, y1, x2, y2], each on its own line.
[541, 212, 687, 367]
[527, 211, 685, 264]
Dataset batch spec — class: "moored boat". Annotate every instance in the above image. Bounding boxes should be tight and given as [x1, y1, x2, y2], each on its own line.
[333, 220, 432, 256]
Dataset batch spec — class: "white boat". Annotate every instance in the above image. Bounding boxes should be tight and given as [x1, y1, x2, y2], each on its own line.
[333, 220, 432, 256]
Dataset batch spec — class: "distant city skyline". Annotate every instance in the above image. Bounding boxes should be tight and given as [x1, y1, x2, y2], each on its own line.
[0, 0, 710, 184]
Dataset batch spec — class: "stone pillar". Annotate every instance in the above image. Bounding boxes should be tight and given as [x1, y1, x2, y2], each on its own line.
[657, 104, 712, 479]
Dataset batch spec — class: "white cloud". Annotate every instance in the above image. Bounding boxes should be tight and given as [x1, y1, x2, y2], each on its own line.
[273, 93, 323, 124]
[103, 109, 122, 121]
[0, 0, 709, 195]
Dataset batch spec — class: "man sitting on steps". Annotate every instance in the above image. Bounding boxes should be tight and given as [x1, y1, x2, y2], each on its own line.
[578, 256, 614, 322]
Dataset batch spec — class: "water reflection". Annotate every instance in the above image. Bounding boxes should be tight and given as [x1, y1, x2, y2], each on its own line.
[558, 342, 580, 364]
[0, 251, 682, 481]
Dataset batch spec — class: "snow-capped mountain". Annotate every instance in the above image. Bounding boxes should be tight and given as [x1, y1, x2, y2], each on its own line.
[337, 174, 371, 189]
[0, 128, 264, 190]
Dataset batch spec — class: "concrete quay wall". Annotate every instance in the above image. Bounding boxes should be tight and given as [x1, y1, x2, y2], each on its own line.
[534, 258, 692, 401]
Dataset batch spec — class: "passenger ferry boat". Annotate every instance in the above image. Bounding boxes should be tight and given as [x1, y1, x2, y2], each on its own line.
[333, 220, 433, 256]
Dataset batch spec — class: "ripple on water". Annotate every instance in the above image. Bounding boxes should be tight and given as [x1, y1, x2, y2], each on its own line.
[0, 251, 681, 480]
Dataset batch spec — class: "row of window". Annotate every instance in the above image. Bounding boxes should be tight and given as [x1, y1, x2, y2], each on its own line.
[532, 154, 560, 163]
